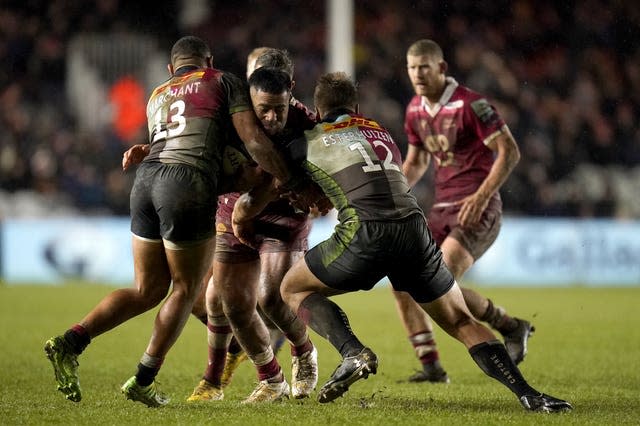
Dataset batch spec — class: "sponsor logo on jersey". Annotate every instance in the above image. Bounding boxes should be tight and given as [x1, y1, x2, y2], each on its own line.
[470, 98, 494, 123]
[322, 117, 383, 131]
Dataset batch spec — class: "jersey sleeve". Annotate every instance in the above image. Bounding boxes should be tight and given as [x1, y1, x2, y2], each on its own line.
[220, 72, 253, 115]
[465, 95, 506, 145]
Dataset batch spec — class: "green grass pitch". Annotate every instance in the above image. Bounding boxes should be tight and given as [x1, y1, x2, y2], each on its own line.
[1, 283, 639, 425]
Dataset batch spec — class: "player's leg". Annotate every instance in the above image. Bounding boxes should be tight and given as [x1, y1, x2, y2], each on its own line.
[187, 271, 229, 402]
[219, 311, 284, 389]
[391, 289, 449, 383]
[206, 231, 255, 389]
[281, 256, 377, 404]
[44, 236, 171, 403]
[219, 259, 289, 403]
[122, 237, 214, 407]
[388, 205, 453, 384]
[258, 250, 317, 398]
[441, 236, 535, 364]
[190, 265, 212, 325]
[418, 281, 571, 412]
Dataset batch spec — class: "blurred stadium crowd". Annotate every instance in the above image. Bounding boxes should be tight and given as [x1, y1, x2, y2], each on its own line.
[1, 0, 639, 218]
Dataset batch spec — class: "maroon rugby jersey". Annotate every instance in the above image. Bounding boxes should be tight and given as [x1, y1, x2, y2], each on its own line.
[405, 77, 506, 204]
[143, 66, 251, 183]
[216, 98, 317, 229]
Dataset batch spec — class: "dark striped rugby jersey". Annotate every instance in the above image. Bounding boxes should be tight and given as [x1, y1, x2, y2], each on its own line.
[143, 66, 251, 183]
[297, 112, 423, 223]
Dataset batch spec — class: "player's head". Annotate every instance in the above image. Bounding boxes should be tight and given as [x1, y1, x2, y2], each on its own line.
[169, 36, 212, 75]
[406, 39, 447, 99]
[246, 46, 271, 79]
[313, 72, 358, 119]
[255, 48, 295, 79]
[248, 67, 292, 136]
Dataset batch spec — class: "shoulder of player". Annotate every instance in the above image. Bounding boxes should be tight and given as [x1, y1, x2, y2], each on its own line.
[453, 84, 491, 105]
[191, 68, 246, 89]
[166, 67, 227, 90]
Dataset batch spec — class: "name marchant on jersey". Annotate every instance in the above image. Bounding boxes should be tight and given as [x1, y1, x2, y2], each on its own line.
[147, 71, 205, 115]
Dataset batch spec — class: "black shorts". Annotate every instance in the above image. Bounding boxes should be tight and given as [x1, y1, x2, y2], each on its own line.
[130, 162, 217, 243]
[305, 214, 454, 303]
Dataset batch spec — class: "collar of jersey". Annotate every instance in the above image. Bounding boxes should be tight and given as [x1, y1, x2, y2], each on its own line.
[173, 65, 200, 77]
[321, 108, 355, 123]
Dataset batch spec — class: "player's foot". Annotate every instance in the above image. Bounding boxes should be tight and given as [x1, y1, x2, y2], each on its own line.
[241, 379, 290, 403]
[220, 351, 249, 388]
[44, 336, 82, 402]
[317, 347, 378, 403]
[502, 318, 535, 364]
[186, 379, 224, 402]
[291, 346, 318, 398]
[520, 393, 573, 413]
[121, 376, 169, 407]
[407, 365, 450, 384]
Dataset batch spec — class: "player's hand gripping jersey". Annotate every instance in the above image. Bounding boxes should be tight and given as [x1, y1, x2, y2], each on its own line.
[293, 111, 423, 223]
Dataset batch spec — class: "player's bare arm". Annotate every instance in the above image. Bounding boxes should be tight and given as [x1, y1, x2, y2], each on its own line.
[232, 110, 293, 183]
[232, 110, 324, 213]
[402, 144, 431, 187]
[217, 163, 266, 195]
[457, 126, 520, 227]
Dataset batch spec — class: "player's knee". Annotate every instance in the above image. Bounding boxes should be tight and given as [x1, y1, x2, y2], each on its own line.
[222, 300, 253, 324]
[280, 283, 300, 310]
[137, 283, 170, 307]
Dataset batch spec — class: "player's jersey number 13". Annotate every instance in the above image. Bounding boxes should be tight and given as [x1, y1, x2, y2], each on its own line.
[152, 100, 187, 143]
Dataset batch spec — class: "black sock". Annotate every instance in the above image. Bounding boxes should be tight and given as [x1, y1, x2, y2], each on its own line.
[135, 353, 163, 386]
[298, 292, 364, 358]
[135, 363, 159, 387]
[63, 326, 90, 355]
[469, 340, 538, 397]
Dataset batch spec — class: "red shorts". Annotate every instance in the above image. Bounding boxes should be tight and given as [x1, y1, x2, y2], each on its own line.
[427, 194, 502, 260]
